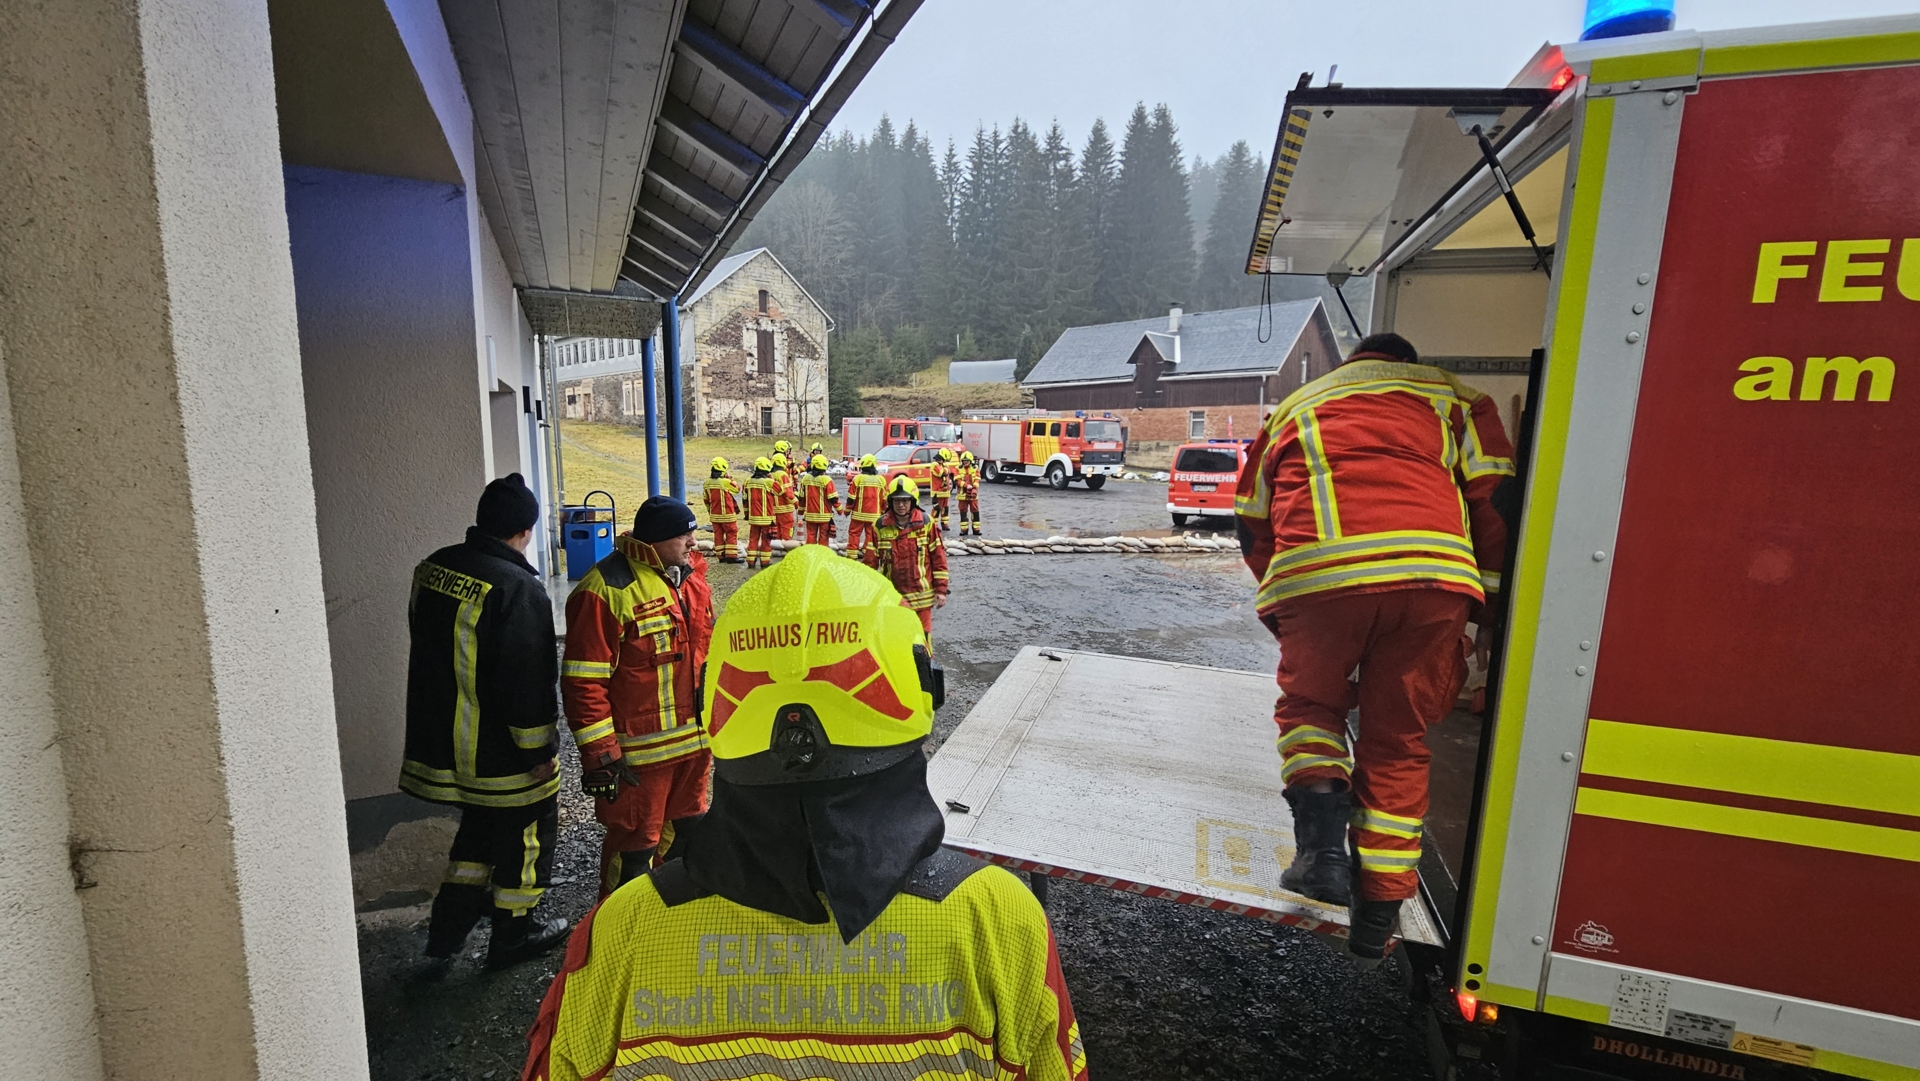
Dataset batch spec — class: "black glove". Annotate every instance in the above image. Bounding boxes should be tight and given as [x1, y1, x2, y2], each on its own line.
[581, 760, 640, 802]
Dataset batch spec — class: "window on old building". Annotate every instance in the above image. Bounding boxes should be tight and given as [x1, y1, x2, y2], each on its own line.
[757, 328, 776, 374]
[758, 289, 770, 313]
[760, 407, 774, 435]
[1189, 410, 1207, 440]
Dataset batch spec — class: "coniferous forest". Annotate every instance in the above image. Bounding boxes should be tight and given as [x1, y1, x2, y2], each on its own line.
[737, 104, 1291, 424]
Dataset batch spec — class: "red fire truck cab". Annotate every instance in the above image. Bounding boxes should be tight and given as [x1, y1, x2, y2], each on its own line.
[1166, 439, 1250, 527]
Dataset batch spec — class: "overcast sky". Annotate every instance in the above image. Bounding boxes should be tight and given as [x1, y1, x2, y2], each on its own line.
[832, 1, 1920, 163]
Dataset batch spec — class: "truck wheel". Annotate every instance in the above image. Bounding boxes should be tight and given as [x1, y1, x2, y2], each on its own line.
[1046, 463, 1069, 490]
[1171, 512, 1188, 526]
[1083, 475, 1106, 491]
[982, 461, 1000, 483]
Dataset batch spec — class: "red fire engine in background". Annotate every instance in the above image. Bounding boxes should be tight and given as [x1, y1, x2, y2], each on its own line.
[961, 410, 1127, 491]
[1166, 439, 1250, 527]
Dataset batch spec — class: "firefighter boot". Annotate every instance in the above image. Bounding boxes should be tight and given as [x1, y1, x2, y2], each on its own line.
[1280, 786, 1353, 906]
[423, 883, 490, 959]
[1347, 899, 1402, 969]
[485, 909, 569, 970]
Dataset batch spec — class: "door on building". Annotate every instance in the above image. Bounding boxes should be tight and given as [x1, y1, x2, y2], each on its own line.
[760, 406, 774, 435]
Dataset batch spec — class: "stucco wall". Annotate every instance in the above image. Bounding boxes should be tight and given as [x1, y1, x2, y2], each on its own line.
[0, 354, 105, 1079]
[0, 0, 367, 1075]
[286, 165, 487, 805]
[688, 253, 831, 436]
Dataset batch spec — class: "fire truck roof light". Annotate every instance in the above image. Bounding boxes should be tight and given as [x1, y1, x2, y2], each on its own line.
[1581, 0, 1674, 41]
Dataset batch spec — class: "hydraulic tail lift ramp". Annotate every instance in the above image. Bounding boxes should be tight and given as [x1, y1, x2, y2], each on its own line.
[927, 646, 1445, 947]
[1235, 13, 1920, 1081]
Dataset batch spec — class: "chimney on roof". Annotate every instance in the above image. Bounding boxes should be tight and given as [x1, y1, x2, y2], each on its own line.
[1168, 303, 1183, 334]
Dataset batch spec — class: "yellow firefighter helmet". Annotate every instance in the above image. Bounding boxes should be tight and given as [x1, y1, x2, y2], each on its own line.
[886, 475, 918, 502]
[859, 453, 878, 469]
[811, 454, 830, 471]
[960, 450, 975, 463]
[710, 456, 730, 473]
[938, 447, 956, 462]
[705, 546, 938, 784]
[771, 451, 788, 469]
[810, 442, 824, 455]
[773, 440, 792, 455]
[753, 456, 773, 472]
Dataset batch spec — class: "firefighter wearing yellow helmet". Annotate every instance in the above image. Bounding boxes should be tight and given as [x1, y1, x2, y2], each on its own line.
[769, 451, 798, 541]
[861, 475, 948, 643]
[702, 457, 742, 563]
[523, 547, 1089, 1081]
[743, 457, 778, 568]
[956, 450, 984, 536]
[845, 452, 885, 559]
[800, 453, 839, 547]
[927, 446, 956, 532]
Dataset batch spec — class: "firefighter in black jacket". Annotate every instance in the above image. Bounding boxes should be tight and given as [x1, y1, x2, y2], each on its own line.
[402, 474, 570, 968]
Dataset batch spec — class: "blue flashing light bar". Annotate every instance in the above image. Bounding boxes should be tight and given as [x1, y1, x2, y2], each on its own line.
[1582, 0, 1675, 40]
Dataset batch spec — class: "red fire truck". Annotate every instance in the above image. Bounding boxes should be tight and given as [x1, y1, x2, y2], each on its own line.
[961, 410, 1127, 490]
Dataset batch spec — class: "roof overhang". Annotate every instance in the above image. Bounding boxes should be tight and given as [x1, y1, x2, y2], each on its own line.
[443, 0, 921, 311]
[1246, 84, 1560, 279]
[520, 282, 661, 338]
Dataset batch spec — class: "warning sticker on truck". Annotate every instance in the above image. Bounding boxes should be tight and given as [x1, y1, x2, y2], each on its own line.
[1609, 972, 1671, 1035]
[1729, 1033, 1817, 1067]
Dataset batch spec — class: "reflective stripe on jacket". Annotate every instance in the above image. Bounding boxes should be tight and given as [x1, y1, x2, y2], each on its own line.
[562, 535, 715, 771]
[928, 461, 952, 497]
[401, 528, 560, 808]
[802, 473, 839, 522]
[957, 465, 980, 498]
[703, 477, 741, 523]
[848, 472, 886, 521]
[773, 470, 797, 513]
[521, 865, 1088, 1081]
[1235, 357, 1515, 614]
[861, 508, 949, 609]
[745, 477, 777, 526]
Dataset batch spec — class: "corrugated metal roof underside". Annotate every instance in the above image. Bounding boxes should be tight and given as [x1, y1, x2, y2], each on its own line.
[444, 0, 904, 302]
[1023, 302, 1326, 387]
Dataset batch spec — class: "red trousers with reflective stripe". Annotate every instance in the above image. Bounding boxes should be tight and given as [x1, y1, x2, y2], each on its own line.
[597, 750, 711, 899]
[774, 510, 795, 540]
[1267, 586, 1469, 901]
[710, 521, 738, 560]
[846, 519, 876, 556]
[747, 524, 774, 564]
[805, 520, 834, 545]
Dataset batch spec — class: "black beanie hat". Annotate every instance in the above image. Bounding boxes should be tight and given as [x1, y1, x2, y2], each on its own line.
[632, 495, 698, 543]
[476, 473, 540, 538]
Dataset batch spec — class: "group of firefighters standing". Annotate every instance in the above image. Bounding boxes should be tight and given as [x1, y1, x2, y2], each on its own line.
[399, 327, 1511, 1076]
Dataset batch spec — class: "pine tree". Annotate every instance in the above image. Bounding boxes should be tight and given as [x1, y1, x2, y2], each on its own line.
[1196, 140, 1264, 312]
[1188, 153, 1221, 257]
[1077, 119, 1120, 322]
[1109, 103, 1194, 320]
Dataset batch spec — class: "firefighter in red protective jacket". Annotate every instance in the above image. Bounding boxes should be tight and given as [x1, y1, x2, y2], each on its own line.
[956, 450, 983, 536]
[702, 457, 743, 564]
[927, 448, 955, 531]
[800, 453, 840, 546]
[523, 547, 1089, 1081]
[744, 457, 778, 569]
[770, 451, 798, 541]
[563, 496, 717, 898]
[1235, 332, 1514, 965]
[845, 453, 886, 559]
[862, 476, 949, 641]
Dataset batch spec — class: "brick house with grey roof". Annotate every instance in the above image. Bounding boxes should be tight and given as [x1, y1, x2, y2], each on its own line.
[1022, 301, 1343, 442]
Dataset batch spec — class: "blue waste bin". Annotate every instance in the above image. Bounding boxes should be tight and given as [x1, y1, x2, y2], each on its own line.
[562, 490, 616, 579]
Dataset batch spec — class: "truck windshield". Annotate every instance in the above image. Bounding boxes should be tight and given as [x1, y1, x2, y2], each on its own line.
[1175, 447, 1240, 474]
[1084, 420, 1123, 442]
[920, 423, 960, 442]
[874, 444, 915, 463]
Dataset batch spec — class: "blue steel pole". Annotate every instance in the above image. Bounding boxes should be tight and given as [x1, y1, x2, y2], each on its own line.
[640, 336, 661, 498]
[662, 298, 687, 502]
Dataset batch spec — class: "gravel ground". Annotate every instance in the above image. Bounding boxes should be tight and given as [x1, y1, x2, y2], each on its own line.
[359, 476, 1433, 1081]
